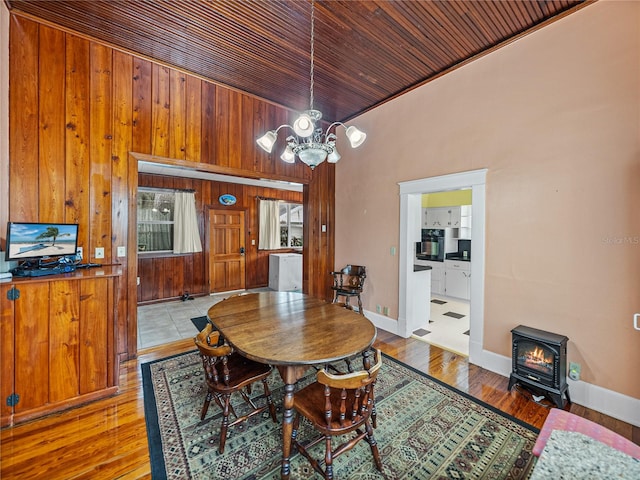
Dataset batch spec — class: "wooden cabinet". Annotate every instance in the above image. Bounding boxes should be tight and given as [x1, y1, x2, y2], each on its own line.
[1, 267, 120, 427]
[423, 207, 462, 228]
[444, 260, 470, 300]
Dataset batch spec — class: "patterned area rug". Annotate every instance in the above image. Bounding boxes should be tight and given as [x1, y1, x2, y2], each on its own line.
[142, 352, 538, 479]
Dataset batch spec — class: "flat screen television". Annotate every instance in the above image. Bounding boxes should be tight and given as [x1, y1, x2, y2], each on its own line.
[5, 222, 79, 262]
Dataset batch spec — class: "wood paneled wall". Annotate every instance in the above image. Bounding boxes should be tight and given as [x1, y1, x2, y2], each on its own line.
[137, 173, 303, 303]
[3, 15, 335, 360]
[304, 160, 335, 299]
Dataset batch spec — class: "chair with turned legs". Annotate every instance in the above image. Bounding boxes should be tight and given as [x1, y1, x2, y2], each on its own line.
[194, 323, 278, 454]
[330, 265, 367, 314]
[291, 349, 383, 479]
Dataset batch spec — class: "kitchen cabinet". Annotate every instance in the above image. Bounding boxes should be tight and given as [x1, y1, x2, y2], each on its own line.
[409, 264, 432, 332]
[0, 267, 120, 427]
[416, 259, 445, 295]
[421, 208, 429, 228]
[449, 207, 461, 228]
[423, 207, 462, 228]
[445, 259, 470, 300]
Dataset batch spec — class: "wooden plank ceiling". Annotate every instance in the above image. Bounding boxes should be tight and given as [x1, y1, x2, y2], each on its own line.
[6, 0, 588, 122]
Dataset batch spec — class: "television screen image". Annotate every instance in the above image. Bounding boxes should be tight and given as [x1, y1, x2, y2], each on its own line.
[6, 222, 79, 261]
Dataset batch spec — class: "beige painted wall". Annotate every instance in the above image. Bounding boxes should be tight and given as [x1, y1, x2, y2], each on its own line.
[335, 0, 640, 400]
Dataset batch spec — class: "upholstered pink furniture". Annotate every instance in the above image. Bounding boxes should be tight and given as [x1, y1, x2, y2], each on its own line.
[533, 408, 640, 459]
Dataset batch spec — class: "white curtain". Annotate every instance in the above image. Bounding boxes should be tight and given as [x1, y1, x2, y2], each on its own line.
[258, 199, 280, 250]
[173, 192, 203, 254]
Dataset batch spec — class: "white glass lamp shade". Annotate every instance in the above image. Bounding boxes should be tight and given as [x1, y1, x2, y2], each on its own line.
[345, 125, 367, 148]
[327, 147, 341, 163]
[256, 130, 278, 153]
[293, 114, 315, 137]
[298, 147, 328, 169]
[280, 145, 296, 163]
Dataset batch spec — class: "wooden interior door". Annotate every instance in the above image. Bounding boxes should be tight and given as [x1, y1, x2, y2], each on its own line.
[208, 210, 246, 293]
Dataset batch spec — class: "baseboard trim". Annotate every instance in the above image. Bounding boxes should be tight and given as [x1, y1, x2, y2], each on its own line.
[371, 315, 640, 428]
[365, 309, 402, 337]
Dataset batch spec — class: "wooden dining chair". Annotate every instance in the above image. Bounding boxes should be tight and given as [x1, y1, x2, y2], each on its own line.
[291, 349, 383, 479]
[194, 323, 278, 454]
[330, 265, 366, 314]
[325, 348, 379, 429]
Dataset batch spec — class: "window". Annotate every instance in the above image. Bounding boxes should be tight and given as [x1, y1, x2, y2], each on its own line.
[280, 203, 303, 248]
[137, 189, 175, 253]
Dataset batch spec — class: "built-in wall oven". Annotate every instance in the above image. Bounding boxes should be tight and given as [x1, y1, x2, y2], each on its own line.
[416, 229, 445, 261]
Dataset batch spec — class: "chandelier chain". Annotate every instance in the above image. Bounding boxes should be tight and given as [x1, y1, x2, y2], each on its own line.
[255, 0, 366, 169]
[309, 0, 315, 111]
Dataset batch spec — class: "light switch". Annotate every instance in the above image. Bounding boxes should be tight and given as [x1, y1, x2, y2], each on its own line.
[95, 247, 105, 259]
[117, 246, 126, 257]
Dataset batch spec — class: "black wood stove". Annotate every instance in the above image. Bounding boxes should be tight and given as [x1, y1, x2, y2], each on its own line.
[508, 325, 571, 408]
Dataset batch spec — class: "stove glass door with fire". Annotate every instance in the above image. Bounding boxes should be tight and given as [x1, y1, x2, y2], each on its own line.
[514, 340, 558, 388]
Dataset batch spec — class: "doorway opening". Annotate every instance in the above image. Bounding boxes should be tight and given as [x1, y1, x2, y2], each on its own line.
[413, 190, 471, 355]
[398, 169, 486, 364]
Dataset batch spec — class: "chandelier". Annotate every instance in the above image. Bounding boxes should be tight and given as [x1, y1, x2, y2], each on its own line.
[256, 0, 366, 169]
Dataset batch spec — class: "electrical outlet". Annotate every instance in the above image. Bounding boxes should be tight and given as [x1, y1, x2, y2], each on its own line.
[95, 247, 105, 259]
[117, 246, 126, 257]
[569, 362, 581, 381]
[376, 305, 381, 313]
[76, 246, 83, 261]
[390, 246, 396, 256]
[383, 306, 389, 316]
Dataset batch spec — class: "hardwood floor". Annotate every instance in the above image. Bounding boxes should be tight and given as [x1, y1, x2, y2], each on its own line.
[1, 330, 638, 479]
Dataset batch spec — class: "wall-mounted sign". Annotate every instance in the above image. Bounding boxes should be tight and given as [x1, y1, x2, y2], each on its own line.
[219, 194, 237, 206]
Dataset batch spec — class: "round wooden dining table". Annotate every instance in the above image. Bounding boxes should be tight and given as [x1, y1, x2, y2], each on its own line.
[207, 291, 377, 480]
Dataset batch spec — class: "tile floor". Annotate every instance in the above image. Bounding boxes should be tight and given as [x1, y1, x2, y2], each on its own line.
[137, 288, 270, 350]
[411, 296, 470, 356]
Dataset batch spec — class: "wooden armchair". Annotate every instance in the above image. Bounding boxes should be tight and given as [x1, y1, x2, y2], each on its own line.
[291, 349, 383, 479]
[330, 265, 366, 314]
[194, 323, 277, 454]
